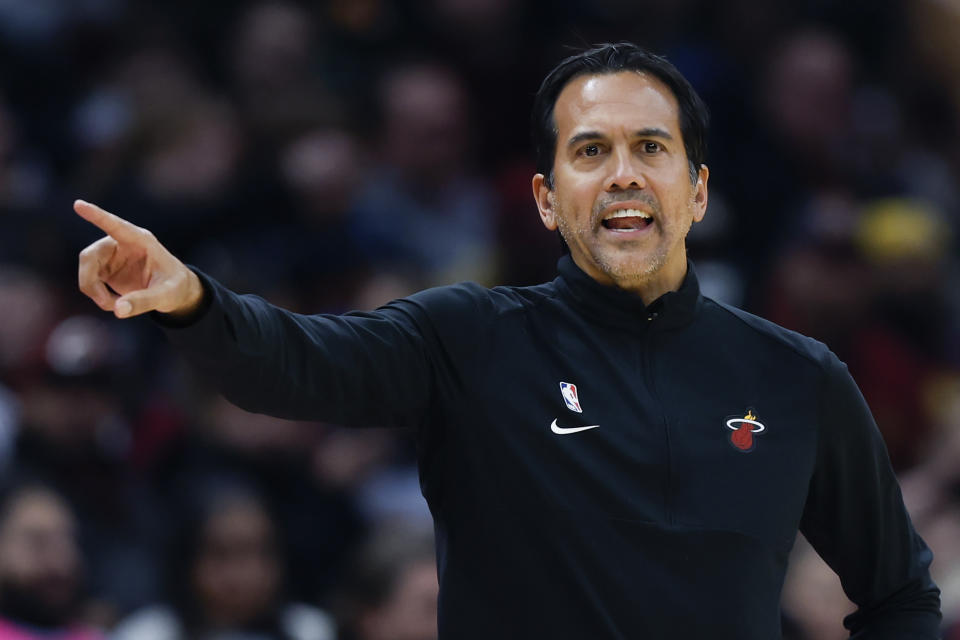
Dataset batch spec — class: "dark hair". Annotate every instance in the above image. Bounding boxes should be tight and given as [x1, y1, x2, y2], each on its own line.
[334, 524, 435, 640]
[532, 42, 710, 188]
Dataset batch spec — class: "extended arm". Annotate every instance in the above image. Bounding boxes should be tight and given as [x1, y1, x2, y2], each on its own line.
[74, 199, 453, 428]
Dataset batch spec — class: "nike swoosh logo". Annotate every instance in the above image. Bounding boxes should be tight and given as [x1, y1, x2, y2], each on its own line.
[550, 418, 600, 435]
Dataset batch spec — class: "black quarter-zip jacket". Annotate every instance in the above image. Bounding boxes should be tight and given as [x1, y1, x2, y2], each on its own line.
[162, 255, 941, 639]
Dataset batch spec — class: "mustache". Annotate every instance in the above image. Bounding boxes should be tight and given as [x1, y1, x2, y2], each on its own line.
[592, 190, 661, 221]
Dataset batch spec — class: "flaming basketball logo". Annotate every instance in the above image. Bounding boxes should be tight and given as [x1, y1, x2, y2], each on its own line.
[725, 409, 765, 453]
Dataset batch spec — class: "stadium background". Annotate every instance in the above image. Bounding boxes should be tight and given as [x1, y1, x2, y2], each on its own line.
[1, 0, 959, 638]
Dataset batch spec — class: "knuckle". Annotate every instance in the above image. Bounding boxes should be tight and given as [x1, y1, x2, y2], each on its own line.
[80, 237, 113, 259]
[79, 283, 98, 299]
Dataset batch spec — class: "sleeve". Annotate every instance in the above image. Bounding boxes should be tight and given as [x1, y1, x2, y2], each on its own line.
[156, 269, 488, 429]
[799, 353, 942, 639]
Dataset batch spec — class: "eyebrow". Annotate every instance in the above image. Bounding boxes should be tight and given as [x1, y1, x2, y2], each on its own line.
[566, 127, 674, 149]
[566, 131, 604, 149]
[633, 127, 674, 141]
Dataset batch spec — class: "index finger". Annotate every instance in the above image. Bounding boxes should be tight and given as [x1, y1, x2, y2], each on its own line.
[74, 199, 145, 243]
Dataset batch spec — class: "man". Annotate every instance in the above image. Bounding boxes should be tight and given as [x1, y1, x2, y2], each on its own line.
[0, 484, 102, 640]
[75, 43, 941, 638]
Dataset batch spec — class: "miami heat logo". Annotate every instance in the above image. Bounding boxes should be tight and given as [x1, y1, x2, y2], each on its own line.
[725, 409, 765, 453]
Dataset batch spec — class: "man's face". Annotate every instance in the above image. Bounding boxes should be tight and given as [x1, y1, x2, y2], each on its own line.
[192, 501, 280, 626]
[0, 491, 80, 627]
[533, 72, 708, 301]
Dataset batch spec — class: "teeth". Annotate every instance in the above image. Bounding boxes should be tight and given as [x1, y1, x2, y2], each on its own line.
[605, 208, 652, 220]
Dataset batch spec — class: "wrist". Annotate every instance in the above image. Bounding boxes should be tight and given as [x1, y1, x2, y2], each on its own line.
[166, 270, 207, 320]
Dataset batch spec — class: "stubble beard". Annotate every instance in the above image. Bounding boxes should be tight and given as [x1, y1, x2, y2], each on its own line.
[554, 192, 678, 289]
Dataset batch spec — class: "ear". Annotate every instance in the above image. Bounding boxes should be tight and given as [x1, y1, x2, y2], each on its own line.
[532, 173, 558, 231]
[691, 164, 709, 223]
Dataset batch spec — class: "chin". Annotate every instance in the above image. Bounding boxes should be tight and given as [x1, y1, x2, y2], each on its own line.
[600, 255, 664, 286]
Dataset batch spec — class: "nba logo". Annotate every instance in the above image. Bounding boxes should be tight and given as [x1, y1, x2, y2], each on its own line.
[559, 382, 583, 413]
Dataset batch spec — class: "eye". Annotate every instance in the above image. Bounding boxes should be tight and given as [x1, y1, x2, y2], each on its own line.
[643, 141, 661, 153]
[582, 144, 600, 157]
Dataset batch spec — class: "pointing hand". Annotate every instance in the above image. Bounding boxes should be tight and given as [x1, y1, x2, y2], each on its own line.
[75, 200, 205, 319]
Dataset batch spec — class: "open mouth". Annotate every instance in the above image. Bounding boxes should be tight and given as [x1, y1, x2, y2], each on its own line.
[601, 208, 654, 232]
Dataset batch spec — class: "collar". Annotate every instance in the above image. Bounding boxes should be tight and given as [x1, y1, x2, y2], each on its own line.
[553, 254, 702, 330]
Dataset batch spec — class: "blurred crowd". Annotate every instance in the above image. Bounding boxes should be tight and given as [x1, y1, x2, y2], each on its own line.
[0, 0, 959, 638]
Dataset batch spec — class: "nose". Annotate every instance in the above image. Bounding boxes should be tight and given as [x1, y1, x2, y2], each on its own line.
[603, 147, 647, 192]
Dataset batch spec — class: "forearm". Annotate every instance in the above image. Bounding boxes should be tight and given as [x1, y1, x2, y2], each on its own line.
[846, 582, 942, 638]
[801, 353, 941, 637]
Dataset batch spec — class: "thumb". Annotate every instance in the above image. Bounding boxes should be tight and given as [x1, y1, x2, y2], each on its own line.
[114, 282, 175, 318]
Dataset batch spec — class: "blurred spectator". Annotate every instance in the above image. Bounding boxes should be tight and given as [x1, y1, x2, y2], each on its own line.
[763, 29, 855, 180]
[0, 483, 102, 640]
[412, 0, 532, 164]
[7, 314, 159, 621]
[229, 2, 341, 144]
[336, 525, 437, 640]
[112, 488, 334, 640]
[351, 60, 498, 286]
[762, 193, 872, 355]
[0, 266, 61, 491]
[720, 27, 860, 294]
[0, 98, 62, 277]
[311, 425, 429, 531]
[0, 266, 59, 380]
[102, 92, 246, 260]
[202, 127, 375, 312]
[0, 96, 51, 212]
[152, 395, 364, 605]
